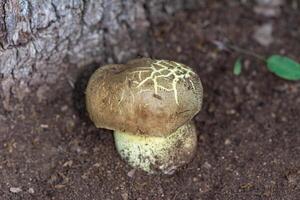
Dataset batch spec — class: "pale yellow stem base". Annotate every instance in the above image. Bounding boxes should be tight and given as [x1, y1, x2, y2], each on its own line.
[114, 121, 197, 174]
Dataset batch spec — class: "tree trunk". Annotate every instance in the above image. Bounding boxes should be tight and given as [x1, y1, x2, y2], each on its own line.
[0, 0, 201, 111]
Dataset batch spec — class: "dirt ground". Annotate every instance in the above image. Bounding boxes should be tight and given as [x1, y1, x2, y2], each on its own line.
[1, 2, 300, 200]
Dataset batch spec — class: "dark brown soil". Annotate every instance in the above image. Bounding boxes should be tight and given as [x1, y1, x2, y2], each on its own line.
[1, 2, 300, 200]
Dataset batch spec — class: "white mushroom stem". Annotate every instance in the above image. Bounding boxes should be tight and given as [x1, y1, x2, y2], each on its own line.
[114, 121, 197, 174]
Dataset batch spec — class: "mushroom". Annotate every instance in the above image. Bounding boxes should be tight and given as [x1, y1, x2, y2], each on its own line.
[86, 58, 203, 174]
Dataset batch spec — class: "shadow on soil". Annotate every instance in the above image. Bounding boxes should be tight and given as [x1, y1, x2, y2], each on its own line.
[72, 62, 100, 124]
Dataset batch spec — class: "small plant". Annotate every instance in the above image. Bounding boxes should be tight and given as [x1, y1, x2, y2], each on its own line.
[214, 41, 300, 80]
[233, 57, 242, 76]
[266, 55, 300, 80]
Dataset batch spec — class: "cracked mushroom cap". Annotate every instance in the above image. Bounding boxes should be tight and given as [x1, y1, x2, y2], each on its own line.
[86, 58, 203, 137]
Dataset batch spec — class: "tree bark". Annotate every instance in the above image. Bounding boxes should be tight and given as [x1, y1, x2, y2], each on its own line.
[0, 0, 200, 111]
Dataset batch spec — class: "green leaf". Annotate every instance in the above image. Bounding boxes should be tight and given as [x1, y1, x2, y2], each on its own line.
[233, 58, 242, 76]
[266, 55, 300, 80]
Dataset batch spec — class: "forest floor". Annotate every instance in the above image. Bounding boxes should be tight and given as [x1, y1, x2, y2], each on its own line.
[0, 2, 299, 200]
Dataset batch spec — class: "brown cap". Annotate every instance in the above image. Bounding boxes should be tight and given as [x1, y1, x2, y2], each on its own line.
[86, 58, 203, 137]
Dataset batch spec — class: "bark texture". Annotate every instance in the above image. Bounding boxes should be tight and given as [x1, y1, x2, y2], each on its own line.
[0, 0, 201, 110]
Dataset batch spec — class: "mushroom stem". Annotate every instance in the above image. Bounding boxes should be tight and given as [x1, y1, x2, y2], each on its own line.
[114, 121, 197, 174]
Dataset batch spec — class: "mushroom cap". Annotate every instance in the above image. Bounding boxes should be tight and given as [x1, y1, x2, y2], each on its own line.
[86, 58, 203, 137]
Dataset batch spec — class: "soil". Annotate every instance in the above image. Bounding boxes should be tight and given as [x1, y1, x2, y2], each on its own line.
[1, 2, 300, 200]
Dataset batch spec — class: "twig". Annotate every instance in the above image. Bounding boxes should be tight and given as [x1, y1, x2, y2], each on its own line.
[212, 40, 266, 62]
[226, 44, 266, 62]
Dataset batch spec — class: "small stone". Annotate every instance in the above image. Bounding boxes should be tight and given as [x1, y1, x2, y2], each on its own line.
[226, 109, 236, 115]
[255, 0, 283, 6]
[176, 46, 182, 53]
[127, 168, 136, 178]
[253, 23, 273, 47]
[54, 184, 66, 189]
[203, 161, 212, 169]
[28, 188, 34, 194]
[61, 105, 68, 112]
[254, 0, 283, 17]
[281, 116, 287, 122]
[225, 139, 231, 145]
[10, 187, 22, 193]
[93, 163, 100, 167]
[271, 113, 276, 118]
[254, 6, 280, 17]
[63, 160, 73, 167]
[40, 124, 49, 129]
